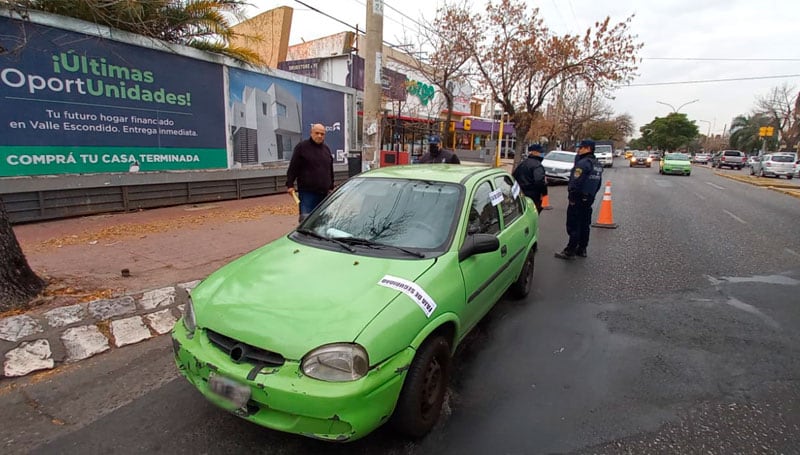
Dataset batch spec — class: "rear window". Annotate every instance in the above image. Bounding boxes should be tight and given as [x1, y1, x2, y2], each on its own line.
[723, 151, 743, 157]
[771, 155, 794, 163]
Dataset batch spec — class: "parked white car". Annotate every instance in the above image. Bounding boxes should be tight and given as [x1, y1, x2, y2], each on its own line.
[594, 144, 614, 167]
[542, 150, 577, 183]
[750, 153, 796, 179]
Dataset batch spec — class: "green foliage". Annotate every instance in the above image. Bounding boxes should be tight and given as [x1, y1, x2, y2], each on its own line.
[729, 114, 777, 154]
[638, 113, 699, 151]
[8, 0, 263, 64]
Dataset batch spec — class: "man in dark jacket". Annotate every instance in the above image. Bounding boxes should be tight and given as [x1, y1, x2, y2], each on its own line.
[418, 135, 460, 164]
[513, 143, 548, 212]
[555, 139, 603, 259]
[286, 123, 334, 222]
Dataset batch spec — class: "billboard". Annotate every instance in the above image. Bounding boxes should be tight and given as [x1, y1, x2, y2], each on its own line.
[228, 67, 346, 164]
[0, 16, 227, 176]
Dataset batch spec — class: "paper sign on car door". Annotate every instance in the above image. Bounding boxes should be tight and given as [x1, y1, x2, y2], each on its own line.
[489, 188, 504, 206]
[378, 275, 437, 317]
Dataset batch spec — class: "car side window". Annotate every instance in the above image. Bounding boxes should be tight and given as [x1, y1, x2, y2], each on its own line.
[467, 181, 500, 235]
[493, 175, 522, 227]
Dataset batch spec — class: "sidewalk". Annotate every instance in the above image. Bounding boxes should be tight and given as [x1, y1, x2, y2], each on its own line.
[1, 194, 300, 378]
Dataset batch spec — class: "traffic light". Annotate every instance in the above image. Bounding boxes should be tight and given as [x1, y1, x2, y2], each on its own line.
[766, 126, 774, 136]
[463, 118, 472, 131]
[759, 126, 775, 137]
[448, 121, 455, 132]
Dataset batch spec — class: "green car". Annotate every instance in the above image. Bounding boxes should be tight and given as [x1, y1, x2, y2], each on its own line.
[172, 164, 539, 442]
[660, 152, 692, 176]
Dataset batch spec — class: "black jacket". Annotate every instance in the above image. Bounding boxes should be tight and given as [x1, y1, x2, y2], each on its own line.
[513, 154, 548, 197]
[419, 146, 460, 164]
[285, 138, 334, 193]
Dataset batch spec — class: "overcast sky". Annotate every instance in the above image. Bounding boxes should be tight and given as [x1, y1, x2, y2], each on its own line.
[250, 0, 800, 137]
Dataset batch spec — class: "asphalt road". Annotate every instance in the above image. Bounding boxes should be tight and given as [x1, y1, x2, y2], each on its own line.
[2, 159, 799, 454]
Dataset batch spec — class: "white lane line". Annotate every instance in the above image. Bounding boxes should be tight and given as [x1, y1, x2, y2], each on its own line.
[785, 248, 800, 258]
[723, 209, 747, 224]
[693, 192, 707, 200]
[706, 182, 725, 190]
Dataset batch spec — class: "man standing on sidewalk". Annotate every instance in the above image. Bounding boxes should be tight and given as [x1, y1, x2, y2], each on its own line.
[513, 143, 548, 213]
[286, 123, 334, 222]
[419, 135, 461, 164]
[555, 139, 602, 259]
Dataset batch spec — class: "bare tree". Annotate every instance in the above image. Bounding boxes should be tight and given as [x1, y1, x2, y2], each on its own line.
[462, 0, 641, 164]
[754, 83, 799, 152]
[397, 1, 480, 145]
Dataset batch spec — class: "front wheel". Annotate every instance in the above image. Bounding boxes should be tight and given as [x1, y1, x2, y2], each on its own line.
[509, 247, 536, 299]
[392, 336, 451, 438]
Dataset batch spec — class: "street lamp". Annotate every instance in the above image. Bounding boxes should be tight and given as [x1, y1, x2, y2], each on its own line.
[656, 99, 700, 113]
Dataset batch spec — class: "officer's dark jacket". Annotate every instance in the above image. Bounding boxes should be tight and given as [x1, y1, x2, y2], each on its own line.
[419, 147, 460, 164]
[512, 154, 548, 197]
[568, 152, 602, 202]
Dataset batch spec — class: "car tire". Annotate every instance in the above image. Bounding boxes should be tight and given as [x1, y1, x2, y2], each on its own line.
[509, 247, 536, 299]
[391, 336, 451, 438]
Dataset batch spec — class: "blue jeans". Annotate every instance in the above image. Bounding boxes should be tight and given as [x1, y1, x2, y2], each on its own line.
[298, 191, 326, 218]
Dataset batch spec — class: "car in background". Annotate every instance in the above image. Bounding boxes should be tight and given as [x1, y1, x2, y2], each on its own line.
[750, 153, 796, 179]
[594, 143, 614, 167]
[660, 152, 692, 176]
[711, 150, 746, 169]
[745, 155, 759, 168]
[625, 150, 634, 159]
[649, 151, 662, 162]
[692, 153, 711, 164]
[630, 150, 652, 167]
[794, 159, 800, 178]
[172, 165, 539, 442]
[542, 150, 577, 183]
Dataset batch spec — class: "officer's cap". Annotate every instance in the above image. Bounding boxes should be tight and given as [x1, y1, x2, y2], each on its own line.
[527, 144, 544, 153]
[428, 135, 441, 144]
[578, 139, 595, 150]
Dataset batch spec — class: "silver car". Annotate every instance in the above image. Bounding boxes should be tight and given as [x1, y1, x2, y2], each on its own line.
[750, 153, 796, 179]
[542, 150, 577, 183]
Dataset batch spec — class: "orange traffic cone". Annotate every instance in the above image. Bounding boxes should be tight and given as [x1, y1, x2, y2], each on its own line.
[591, 181, 618, 229]
[541, 194, 553, 210]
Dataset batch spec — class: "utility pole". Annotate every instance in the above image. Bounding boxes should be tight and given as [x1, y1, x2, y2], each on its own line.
[362, 0, 384, 168]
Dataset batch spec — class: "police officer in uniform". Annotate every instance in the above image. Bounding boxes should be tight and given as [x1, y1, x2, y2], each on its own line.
[512, 143, 548, 213]
[555, 139, 603, 259]
[418, 135, 461, 164]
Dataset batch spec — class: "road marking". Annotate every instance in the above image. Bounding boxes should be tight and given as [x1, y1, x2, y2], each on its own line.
[785, 248, 800, 258]
[723, 209, 746, 224]
[693, 192, 707, 200]
[706, 182, 725, 190]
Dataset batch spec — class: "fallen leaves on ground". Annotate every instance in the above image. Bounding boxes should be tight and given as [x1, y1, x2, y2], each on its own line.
[34, 203, 297, 251]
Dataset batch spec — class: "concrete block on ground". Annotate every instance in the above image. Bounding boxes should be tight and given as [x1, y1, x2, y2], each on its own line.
[110, 317, 152, 347]
[144, 309, 178, 335]
[178, 280, 201, 292]
[0, 315, 43, 342]
[61, 325, 110, 362]
[139, 287, 176, 310]
[3, 339, 54, 377]
[88, 296, 136, 320]
[44, 304, 87, 328]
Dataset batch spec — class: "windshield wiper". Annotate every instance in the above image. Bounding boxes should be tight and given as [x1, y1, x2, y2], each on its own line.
[295, 228, 355, 253]
[335, 237, 425, 258]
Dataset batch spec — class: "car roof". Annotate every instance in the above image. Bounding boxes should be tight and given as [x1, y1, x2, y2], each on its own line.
[360, 163, 506, 185]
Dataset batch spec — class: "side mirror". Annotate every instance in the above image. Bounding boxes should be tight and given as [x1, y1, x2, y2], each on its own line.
[458, 233, 500, 261]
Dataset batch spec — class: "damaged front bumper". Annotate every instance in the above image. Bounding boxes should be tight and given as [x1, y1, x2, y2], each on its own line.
[171, 321, 415, 442]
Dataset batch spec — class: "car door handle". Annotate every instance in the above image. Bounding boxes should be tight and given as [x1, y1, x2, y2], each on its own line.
[524, 227, 529, 236]
[501, 245, 507, 257]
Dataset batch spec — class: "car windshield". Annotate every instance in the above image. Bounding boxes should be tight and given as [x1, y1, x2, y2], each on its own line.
[544, 151, 576, 162]
[666, 153, 689, 160]
[771, 155, 794, 163]
[299, 177, 462, 252]
[634, 151, 649, 157]
[595, 145, 612, 154]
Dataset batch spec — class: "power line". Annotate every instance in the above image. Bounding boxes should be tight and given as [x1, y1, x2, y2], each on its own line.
[292, 0, 405, 49]
[623, 74, 800, 87]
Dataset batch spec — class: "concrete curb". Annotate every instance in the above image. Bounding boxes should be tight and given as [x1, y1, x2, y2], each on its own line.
[714, 172, 800, 199]
[0, 281, 198, 378]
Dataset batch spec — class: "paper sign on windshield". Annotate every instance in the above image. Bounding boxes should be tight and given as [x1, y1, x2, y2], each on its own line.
[512, 181, 520, 199]
[489, 188, 504, 206]
[378, 275, 437, 318]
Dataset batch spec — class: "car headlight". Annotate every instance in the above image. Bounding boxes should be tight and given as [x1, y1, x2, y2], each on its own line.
[183, 297, 197, 336]
[302, 343, 369, 382]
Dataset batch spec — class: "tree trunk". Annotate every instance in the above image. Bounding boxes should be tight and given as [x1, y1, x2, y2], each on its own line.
[0, 199, 44, 312]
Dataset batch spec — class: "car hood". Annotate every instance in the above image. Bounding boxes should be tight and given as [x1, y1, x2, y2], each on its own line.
[191, 236, 435, 360]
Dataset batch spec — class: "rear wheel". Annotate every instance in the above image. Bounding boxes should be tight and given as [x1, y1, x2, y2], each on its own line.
[509, 247, 536, 299]
[392, 336, 451, 438]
